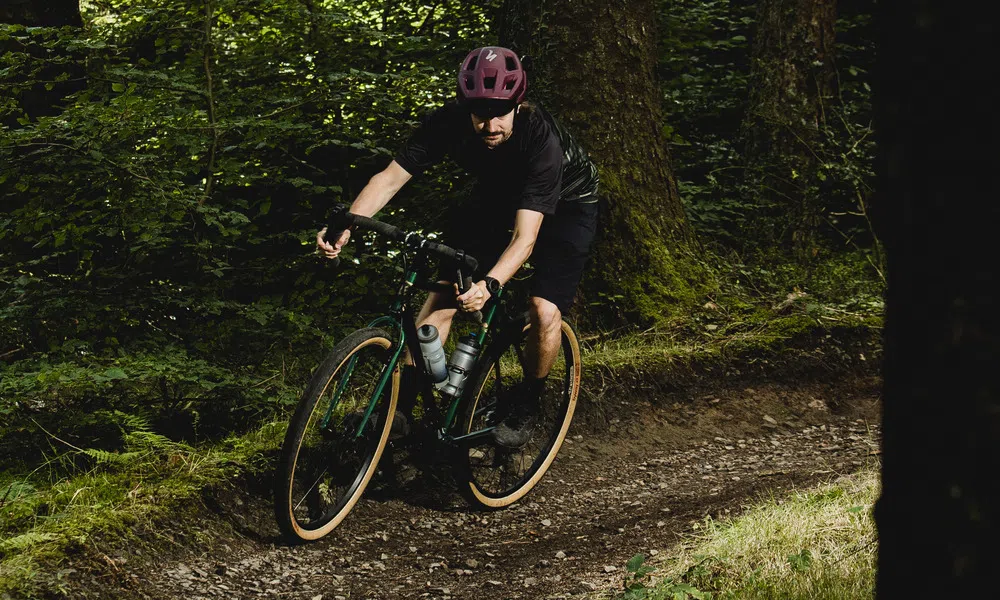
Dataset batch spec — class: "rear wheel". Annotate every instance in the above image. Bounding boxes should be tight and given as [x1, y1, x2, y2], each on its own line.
[456, 314, 581, 508]
[274, 328, 398, 542]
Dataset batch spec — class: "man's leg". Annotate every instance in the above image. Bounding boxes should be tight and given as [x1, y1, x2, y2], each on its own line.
[417, 288, 459, 341]
[405, 286, 458, 366]
[396, 287, 458, 425]
[492, 296, 562, 447]
[524, 296, 562, 378]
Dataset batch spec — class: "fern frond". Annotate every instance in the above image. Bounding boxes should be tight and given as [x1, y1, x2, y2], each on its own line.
[81, 449, 145, 465]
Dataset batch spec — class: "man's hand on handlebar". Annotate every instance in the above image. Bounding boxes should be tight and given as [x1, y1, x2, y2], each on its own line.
[317, 227, 351, 259]
[456, 280, 491, 313]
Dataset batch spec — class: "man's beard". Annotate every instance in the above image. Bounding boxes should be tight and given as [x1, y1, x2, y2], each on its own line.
[481, 130, 508, 148]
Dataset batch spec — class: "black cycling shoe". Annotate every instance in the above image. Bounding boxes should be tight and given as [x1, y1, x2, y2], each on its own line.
[491, 384, 541, 449]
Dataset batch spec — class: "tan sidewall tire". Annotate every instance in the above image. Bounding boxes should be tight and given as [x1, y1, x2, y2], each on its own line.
[464, 319, 581, 508]
[277, 331, 398, 542]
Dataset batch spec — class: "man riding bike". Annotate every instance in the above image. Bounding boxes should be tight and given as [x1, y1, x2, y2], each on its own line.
[317, 46, 599, 448]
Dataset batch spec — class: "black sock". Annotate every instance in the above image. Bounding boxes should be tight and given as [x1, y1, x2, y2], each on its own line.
[524, 375, 547, 399]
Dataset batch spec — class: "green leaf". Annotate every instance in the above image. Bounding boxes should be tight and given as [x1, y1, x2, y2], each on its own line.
[103, 368, 127, 380]
[626, 553, 646, 573]
[787, 548, 813, 572]
[112, 82, 125, 92]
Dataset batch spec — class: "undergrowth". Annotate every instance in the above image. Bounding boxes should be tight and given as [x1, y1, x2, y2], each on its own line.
[0, 249, 883, 598]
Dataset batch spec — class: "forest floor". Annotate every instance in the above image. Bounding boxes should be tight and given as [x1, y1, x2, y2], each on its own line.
[57, 371, 881, 600]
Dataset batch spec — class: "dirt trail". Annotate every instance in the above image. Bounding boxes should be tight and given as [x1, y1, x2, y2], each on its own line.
[113, 379, 880, 600]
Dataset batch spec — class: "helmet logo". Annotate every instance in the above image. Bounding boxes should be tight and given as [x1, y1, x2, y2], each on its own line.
[485, 49, 498, 62]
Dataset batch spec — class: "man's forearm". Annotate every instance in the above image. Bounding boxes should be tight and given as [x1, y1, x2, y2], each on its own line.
[350, 178, 395, 217]
[349, 161, 412, 217]
[486, 236, 535, 285]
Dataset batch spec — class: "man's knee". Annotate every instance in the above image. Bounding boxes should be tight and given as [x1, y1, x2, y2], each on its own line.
[529, 296, 561, 330]
[421, 289, 458, 319]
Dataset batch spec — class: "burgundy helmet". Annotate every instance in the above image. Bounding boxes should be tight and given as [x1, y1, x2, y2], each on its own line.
[457, 46, 527, 105]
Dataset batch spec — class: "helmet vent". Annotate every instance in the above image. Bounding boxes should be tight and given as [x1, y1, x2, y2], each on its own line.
[464, 76, 475, 90]
[505, 56, 518, 71]
[483, 75, 497, 90]
[503, 75, 517, 90]
[467, 55, 479, 70]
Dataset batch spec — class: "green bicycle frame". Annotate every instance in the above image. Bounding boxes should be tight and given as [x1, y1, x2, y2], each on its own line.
[439, 288, 503, 436]
[320, 266, 505, 442]
[318, 274, 412, 438]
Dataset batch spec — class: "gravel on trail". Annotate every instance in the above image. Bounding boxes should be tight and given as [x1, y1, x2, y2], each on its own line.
[99, 379, 882, 600]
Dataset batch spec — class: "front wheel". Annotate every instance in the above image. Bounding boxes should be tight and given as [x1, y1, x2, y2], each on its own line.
[456, 314, 581, 509]
[274, 328, 398, 542]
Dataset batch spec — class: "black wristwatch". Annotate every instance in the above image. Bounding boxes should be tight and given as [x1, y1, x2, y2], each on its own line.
[483, 276, 502, 295]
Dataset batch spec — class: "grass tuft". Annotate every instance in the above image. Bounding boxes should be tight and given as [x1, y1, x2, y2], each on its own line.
[619, 468, 879, 599]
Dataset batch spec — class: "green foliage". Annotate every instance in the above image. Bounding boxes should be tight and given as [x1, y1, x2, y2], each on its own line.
[1, 0, 495, 462]
[657, 0, 753, 243]
[787, 548, 813, 572]
[0, 414, 286, 595]
[622, 553, 712, 600]
[657, 0, 877, 252]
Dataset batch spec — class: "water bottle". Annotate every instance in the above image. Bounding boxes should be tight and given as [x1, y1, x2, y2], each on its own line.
[417, 325, 449, 386]
[440, 332, 481, 398]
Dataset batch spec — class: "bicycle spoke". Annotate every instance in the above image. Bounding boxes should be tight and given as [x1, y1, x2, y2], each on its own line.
[293, 467, 331, 512]
[275, 329, 398, 542]
[459, 318, 580, 508]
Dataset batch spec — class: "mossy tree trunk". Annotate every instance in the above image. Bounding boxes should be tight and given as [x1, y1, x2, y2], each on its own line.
[742, 0, 837, 257]
[875, 1, 999, 596]
[497, 0, 702, 328]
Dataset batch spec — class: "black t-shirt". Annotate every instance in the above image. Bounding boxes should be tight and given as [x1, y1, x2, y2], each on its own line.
[394, 102, 599, 218]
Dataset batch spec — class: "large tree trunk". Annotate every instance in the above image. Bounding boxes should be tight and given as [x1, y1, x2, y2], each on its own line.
[742, 0, 837, 257]
[874, 1, 999, 596]
[0, 0, 84, 124]
[497, 0, 700, 328]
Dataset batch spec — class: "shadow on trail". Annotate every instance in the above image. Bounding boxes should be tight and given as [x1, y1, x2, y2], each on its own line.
[363, 440, 472, 513]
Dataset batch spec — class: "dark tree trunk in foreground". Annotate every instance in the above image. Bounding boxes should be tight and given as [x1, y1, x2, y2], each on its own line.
[875, 2, 999, 596]
[498, 0, 700, 327]
[743, 0, 837, 256]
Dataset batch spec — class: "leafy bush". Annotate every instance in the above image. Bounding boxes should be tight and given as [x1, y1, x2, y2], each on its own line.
[1, 0, 495, 460]
[657, 0, 876, 251]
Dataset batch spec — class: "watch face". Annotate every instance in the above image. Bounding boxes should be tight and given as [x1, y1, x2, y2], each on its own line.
[485, 277, 501, 293]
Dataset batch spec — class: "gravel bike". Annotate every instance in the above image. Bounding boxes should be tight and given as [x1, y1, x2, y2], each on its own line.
[274, 206, 581, 543]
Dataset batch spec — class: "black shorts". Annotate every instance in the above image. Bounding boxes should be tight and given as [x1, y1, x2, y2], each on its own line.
[442, 200, 598, 313]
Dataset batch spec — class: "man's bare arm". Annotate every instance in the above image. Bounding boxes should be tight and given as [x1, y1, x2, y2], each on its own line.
[457, 209, 544, 311]
[317, 160, 413, 258]
[487, 209, 544, 285]
[347, 160, 412, 217]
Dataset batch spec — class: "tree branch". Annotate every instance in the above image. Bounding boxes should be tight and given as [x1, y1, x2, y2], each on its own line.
[200, 0, 219, 205]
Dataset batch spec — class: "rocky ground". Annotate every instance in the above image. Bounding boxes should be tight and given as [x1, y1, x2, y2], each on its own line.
[77, 377, 881, 600]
